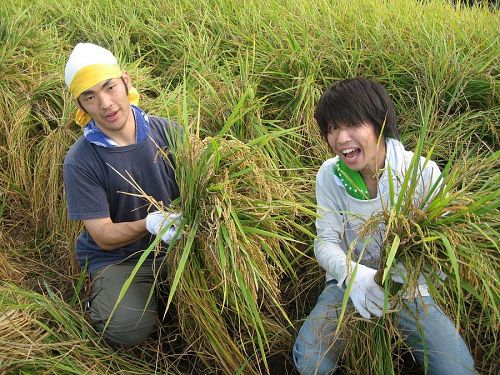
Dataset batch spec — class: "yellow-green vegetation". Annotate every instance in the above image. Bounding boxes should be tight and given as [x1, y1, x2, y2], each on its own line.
[0, 0, 498, 374]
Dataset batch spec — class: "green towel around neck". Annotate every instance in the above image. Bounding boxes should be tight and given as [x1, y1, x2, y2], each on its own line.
[333, 159, 370, 200]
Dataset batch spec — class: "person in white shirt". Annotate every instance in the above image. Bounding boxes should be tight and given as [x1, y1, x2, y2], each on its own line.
[293, 78, 475, 374]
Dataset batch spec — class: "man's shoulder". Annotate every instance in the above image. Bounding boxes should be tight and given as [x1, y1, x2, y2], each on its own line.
[146, 114, 182, 143]
[64, 136, 107, 172]
[64, 136, 91, 165]
[147, 114, 175, 132]
[316, 156, 345, 194]
[386, 138, 440, 175]
[147, 114, 168, 127]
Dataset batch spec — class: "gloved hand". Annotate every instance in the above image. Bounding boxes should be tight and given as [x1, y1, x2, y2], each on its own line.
[347, 264, 385, 319]
[391, 262, 426, 285]
[146, 211, 183, 244]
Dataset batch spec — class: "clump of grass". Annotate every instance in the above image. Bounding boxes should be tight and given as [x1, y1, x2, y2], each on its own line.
[108, 104, 314, 373]
[0, 282, 182, 374]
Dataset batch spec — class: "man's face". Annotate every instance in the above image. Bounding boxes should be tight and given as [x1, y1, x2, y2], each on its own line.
[327, 121, 386, 178]
[77, 73, 133, 135]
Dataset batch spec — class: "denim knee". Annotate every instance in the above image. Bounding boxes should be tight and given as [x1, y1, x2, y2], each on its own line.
[398, 296, 475, 375]
[293, 282, 345, 375]
[293, 335, 336, 375]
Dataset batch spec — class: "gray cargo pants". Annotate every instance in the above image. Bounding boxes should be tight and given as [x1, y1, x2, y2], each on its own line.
[89, 257, 168, 347]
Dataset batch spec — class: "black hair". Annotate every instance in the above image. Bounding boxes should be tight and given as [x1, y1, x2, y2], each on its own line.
[314, 77, 399, 140]
[120, 76, 129, 96]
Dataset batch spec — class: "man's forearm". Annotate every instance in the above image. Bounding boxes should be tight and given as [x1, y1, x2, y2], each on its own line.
[83, 218, 148, 250]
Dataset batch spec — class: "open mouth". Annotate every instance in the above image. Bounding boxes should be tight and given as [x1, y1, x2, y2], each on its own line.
[105, 110, 119, 121]
[341, 147, 361, 160]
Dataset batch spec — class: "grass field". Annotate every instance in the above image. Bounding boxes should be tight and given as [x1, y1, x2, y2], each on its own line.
[0, 0, 498, 373]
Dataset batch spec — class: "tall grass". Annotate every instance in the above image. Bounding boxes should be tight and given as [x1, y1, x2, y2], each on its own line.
[1, 0, 498, 373]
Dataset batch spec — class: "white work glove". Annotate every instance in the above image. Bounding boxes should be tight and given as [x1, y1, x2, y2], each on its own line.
[347, 264, 385, 319]
[391, 262, 426, 285]
[146, 211, 183, 244]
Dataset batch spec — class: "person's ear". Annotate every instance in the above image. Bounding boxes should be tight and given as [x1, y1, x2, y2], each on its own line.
[74, 98, 84, 111]
[122, 71, 132, 90]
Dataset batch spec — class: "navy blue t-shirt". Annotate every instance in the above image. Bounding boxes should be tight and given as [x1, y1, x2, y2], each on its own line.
[63, 116, 180, 273]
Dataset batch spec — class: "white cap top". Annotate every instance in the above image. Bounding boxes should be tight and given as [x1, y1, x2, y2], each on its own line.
[64, 43, 118, 88]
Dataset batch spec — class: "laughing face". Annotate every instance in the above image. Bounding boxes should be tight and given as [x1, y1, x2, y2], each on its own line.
[327, 121, 386, 180]
[77, 73, 134, 139]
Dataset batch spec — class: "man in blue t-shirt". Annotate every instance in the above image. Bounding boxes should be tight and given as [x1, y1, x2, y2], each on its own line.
[63, 43, 181, 346]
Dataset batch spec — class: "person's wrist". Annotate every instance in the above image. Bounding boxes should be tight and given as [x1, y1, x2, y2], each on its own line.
[140, 218, 148, 234]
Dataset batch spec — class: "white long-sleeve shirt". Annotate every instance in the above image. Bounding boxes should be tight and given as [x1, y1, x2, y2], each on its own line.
[314, 138, 442, 294]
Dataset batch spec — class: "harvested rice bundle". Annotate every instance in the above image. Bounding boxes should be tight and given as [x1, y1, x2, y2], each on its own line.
[372, 151, 498, 311]
[177, 136, 287, 303]
[158, 131, 312, 374]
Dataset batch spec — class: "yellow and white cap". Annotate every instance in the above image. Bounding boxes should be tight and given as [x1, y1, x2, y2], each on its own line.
[64, 43, 139, 126]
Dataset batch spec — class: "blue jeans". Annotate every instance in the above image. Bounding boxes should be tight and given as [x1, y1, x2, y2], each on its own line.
[293, 282, 475, 375]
